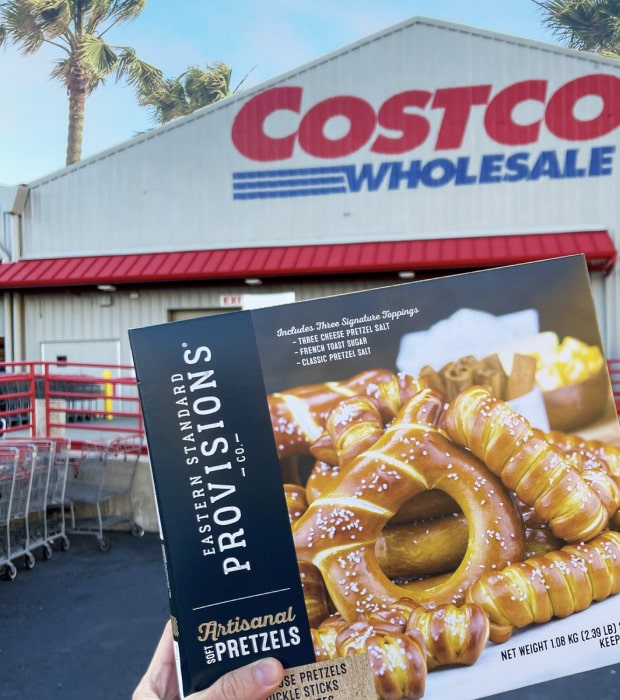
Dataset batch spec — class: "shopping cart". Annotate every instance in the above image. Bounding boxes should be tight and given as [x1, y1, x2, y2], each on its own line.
[0, 446, 19, 580]
[21, 438, 54, 561]
[65, 434, 145, 551]
[2, 442, 38, 575]
[44, 437, 71, 553]
[6, 437, 71, 556]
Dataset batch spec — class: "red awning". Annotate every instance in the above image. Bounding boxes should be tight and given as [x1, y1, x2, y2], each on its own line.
[0, 230, 615, 289]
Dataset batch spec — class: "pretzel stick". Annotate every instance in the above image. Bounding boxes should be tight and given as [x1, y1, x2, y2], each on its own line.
[269, 370, 424, 458]
[443, 386, 610, 543]
[505, 353, 537, 399]
[376, 514, 469, 579]
[441, 361, 474, 400]
[466, 530, 620, 643]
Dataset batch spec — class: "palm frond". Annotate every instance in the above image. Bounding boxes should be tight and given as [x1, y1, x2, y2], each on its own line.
[535, 0, 620, 54]
[0, 0, 46, 52]
[84, 0, 146, 33]
[115, 46, 163, 93]
[82, 33, 118, 74]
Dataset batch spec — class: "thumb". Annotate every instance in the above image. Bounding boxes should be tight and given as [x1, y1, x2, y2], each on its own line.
[190, 657, 285, 700]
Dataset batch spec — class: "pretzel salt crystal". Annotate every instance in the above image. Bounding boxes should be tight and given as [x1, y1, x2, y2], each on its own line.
[293, 388, 525, 617]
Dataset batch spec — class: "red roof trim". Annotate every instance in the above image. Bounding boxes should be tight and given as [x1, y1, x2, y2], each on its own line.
[0, 231, 615, 289]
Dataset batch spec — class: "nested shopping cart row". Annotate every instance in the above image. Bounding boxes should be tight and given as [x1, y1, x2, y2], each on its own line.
[0, 433, 144, 580]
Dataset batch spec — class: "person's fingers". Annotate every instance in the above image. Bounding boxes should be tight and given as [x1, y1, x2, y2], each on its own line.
[192, 657, 285, 700]
[133, 621, 181, 700]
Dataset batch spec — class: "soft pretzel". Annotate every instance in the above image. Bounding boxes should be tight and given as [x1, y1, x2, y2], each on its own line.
[269, 369, 419, 459]
[293, 388, 524, 618]
[297, 560, 330, 628]
[365, 598, 490, 671]
[518, 501, 564, 558]
[404, 602, 490, 670]
[375, 513, 469, 579]
[443, 386, 610, 543]
[465, 530, 620, 643]
[313, 597, 489, 685]
[312, 615, 428, 700]
[310, 394, 386, 468]
[531, 429, 620, 518]
[544, 430, 620, 482]
[283, 483, 308, 525]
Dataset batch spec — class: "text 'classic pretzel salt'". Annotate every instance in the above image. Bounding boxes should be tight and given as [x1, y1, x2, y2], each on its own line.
[292, 388, 525, 616]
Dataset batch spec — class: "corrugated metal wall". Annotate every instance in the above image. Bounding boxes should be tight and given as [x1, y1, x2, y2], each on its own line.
[20, 19, 620, 258]
[22, 279, 397, 365]
[11, 17, 620, 358]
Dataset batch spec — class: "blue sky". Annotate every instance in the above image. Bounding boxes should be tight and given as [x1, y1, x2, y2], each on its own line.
[0, 0, 557, 185]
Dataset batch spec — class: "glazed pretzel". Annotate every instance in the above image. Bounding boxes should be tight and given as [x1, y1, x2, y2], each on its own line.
[541, 430, 620, 524]
[269, 369, 420, 459]
[404, 602, 490, 670]
[376, 513, 469, 579]
[443, 386, 610, 543]
[312, 614, 427, 700]
[466, 530, 620, 643]
[544, 430, 620, 482]
[293, 388, 524, 617]
[283, 483, 308, 525]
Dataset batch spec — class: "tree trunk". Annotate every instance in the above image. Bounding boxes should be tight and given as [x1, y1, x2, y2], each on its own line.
[66, 82, 87, 166]
[66, 41, 89, 166]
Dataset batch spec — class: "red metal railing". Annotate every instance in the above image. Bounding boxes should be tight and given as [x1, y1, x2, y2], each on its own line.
[608, 359, 620, 416]
[0, 361, 143, 449]
[0, 359, 618, 448]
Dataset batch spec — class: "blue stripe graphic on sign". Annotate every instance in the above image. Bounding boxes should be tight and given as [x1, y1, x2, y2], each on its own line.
[233, 166, 350, 199]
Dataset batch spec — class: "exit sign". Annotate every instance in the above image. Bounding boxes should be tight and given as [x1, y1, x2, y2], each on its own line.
[220, 294, 243, 307]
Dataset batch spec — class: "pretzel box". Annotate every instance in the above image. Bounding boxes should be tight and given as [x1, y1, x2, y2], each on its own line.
[129, 254, 620, 699]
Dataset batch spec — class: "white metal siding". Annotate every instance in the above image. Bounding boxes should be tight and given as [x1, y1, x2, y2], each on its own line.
[20, 19, 620, 257]
[10, 17, 620, 359]
[22, 279, 396, 364]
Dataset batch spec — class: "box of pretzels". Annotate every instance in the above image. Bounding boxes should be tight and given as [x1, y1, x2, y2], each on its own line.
[129, 254, 620, 700]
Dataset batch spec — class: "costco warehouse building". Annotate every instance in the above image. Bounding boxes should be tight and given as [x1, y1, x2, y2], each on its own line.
[0, 15, 618, 369]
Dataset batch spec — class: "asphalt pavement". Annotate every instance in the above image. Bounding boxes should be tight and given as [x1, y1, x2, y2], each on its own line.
[0, 530, 617, 699]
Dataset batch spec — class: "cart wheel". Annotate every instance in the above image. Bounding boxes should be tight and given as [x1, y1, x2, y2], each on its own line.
[131, 524, 145, 538]
[42, 544, 54, 561]
[4, 563, 17, 581]
[24, 552, 36, 570]
[60, 536, 71, 552]
[98, 538, 111, 552]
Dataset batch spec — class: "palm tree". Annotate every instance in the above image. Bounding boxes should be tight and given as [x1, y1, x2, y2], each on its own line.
[534, 0, 620, 59]
[139, 61, 235, 126]
[0, 0, 164, 166]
